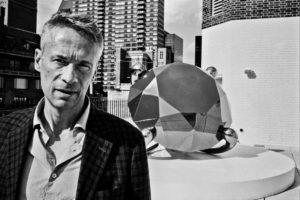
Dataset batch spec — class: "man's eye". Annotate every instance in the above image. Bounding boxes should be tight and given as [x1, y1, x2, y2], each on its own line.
[55, 59, 68, 65]
[79, 65, 91, 70]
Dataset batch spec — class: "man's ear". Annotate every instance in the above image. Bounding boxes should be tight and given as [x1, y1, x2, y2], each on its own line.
[91, 69, 97, 82]
[34, 49, 42, 72]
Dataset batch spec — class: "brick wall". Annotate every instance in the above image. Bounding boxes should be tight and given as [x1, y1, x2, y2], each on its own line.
[202, 17, 299, 150]
[202, 0, 300, 29]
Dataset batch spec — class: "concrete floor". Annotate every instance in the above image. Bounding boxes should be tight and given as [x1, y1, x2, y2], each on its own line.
[263, 150, 299, 200]
[147, 145, 299, 200]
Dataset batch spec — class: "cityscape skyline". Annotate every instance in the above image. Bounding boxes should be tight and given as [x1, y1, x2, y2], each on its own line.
[37, 0, 202, 65]
[58, 0, 170, 91]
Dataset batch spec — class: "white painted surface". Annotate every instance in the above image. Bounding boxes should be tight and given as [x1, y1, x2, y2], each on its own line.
[148, 144, 296, 200]
[202, 17, 300, 149]
[0, 0, 8, 25]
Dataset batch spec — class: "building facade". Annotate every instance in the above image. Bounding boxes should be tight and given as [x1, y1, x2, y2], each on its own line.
[0, 0, 42, 116]
[195, 35, 202, 67]
[165, 33, 183, 63]
[157, 47, 172, 67]
[202, 0, 300, 149]
[59, 0, 165, 91]
[6, 0, 37, 32]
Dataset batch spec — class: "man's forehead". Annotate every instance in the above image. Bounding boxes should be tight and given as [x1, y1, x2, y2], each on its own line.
[43, 27, 88, 44]
[42, 27, 101, 54]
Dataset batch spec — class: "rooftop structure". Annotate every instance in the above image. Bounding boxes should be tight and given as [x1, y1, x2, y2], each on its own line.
[202, 0, 300, 149]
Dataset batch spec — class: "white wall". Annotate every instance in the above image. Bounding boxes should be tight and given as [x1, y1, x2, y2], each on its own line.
[202, 17, 300, 150]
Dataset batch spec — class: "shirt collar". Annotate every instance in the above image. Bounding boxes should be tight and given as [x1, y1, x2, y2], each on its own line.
[33, 97, 44, 129]
[33, 97, 91, 131]
[74, 98, 90, 130]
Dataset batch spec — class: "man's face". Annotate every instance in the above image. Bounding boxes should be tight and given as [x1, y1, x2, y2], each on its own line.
[35, 27, 101, 111]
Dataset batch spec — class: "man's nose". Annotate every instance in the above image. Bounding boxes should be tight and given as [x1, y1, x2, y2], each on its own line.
[61, 64, 77, 84]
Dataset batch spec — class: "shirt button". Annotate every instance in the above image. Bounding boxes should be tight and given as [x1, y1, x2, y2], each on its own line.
[51, 173, 57, 179]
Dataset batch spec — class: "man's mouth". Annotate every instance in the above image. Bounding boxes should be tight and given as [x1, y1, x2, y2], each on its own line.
[55, 88, 77, 95]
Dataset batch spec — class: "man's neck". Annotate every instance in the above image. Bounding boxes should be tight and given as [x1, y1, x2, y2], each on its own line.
[43, 100, 84, 135]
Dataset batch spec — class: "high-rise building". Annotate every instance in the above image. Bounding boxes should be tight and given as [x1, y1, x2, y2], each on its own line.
[202, 0, 300, 149]
[58, 0, 165, 91]
[59, 0, 106, 93]
[5, 0, 37, 32]
[195, 35, 201, 67]
[0, 0, 42, 115]
[165, 33, 183, 63]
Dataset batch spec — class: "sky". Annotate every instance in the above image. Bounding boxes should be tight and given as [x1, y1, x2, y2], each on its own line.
[37, 0, 202, 64]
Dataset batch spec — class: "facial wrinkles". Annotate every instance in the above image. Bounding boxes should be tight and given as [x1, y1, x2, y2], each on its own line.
[57, 42, 97, 72]
[42, 28, 100, 90]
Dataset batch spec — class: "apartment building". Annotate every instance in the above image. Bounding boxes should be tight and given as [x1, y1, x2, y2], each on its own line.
[59, 0, 165, 91]
[0, 0, 42, 115]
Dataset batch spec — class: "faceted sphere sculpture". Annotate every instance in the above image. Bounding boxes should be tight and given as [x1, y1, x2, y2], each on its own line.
[128, 63, 236, 152]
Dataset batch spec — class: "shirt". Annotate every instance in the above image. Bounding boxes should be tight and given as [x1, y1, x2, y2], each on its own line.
[18, 98, 90, 200]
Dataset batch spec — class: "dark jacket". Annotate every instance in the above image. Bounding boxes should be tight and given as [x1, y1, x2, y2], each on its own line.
[0, 104, 151, 200]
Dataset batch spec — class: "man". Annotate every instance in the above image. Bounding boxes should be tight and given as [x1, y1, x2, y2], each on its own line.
[0, 13, 150, 200]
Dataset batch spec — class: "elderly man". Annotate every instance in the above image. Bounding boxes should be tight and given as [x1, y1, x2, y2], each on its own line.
[0, 13, 150, 200]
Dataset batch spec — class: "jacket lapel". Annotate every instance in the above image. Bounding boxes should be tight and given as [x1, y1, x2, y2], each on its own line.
[76, 106, 113, 200]
[6, 109, 34, 200]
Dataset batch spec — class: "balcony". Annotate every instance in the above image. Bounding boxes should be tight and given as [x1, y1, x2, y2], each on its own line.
[138, 31, 146, 35]
[0, 49, 34, 59]
[0, 69, 40, 77]
[137, 35, 145, 40]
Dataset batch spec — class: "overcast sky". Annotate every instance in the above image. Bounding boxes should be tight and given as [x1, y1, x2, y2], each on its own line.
[37, 0, 202, 64]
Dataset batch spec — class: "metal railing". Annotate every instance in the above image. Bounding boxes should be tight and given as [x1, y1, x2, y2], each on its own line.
[0, 96, 132, 119]
[90, 97, 131, 118]
[107, 99, 131, 119]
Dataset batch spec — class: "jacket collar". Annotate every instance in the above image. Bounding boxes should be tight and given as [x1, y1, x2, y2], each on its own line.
[75, 104, 113, 200]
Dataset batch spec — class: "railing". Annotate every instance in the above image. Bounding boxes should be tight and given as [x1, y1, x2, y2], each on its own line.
[90, 97, 131, 119]
[0, 98, 41, 109]
[0, 97, 42, 116]
[0, 69, 40, 77]
[107, 99, 131, 119]
[0, 96, 132, 119]
[0, 49, 34, 58]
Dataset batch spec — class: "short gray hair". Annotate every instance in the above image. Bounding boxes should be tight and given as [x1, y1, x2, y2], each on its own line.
[40, 12, 103, 51]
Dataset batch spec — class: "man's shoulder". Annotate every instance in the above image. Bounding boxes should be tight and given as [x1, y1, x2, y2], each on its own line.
[89, 106, 144, 145]
[0, 107, 35, 132]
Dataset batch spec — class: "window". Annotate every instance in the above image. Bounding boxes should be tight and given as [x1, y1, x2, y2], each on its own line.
[212, 0, 223, 16]
[0, 76, 4, 88]
[79, 3, 87, 7]
[35, 79, 41, 89]
[14, 78, 28, 89]
[159, 51, 164, 59]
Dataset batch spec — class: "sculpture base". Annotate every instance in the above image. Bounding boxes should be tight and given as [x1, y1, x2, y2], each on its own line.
[148, 144, 296, 200]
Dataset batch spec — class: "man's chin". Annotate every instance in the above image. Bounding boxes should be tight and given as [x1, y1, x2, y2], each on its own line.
[49, 98, 81, 110]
